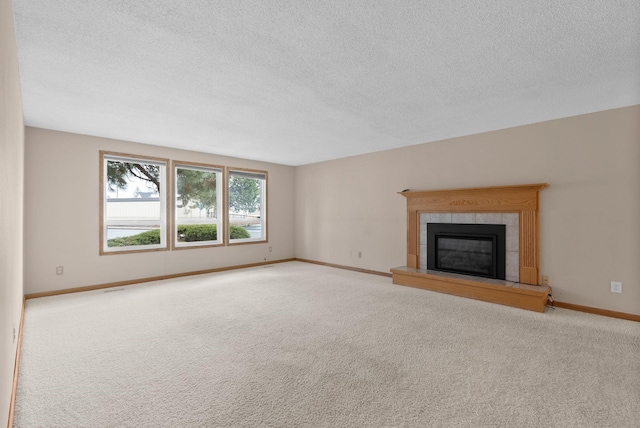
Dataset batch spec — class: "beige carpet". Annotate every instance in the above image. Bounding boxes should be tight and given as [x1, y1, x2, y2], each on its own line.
[14, 261, 640, 427]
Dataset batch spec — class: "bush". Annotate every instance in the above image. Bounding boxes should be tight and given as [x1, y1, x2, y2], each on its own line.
[178, 224, 217, 242]
[176, 224, 250, 240]
[107, 229, 160, 247]
[107, 224, 252, 247]
[230, 225, 251, 239]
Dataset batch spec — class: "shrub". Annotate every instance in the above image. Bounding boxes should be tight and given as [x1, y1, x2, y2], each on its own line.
[107, 224, 252, 247]
[178, 224, 216, 242]
[177, 224, 251, 241]
[107, 229, 160, 247]
[230, 225, 251, 239]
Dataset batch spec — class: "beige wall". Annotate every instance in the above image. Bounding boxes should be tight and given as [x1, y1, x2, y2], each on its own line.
[296, 105, 640, 316]
[19, 106, 640, 316]
[24, 127, 295, 295]
[1, 0, 25, 423]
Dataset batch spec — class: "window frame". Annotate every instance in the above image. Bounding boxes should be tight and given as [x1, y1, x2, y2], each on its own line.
[99, 151, 170, 255]
[226, 167, 268, 245]
[172, 160, 225, 250]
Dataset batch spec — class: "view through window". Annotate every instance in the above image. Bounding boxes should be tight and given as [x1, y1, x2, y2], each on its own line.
[101, 152, 167, 253]
[174, 163, 223, 247]
[228, 169, 267, 243]
[100, 153, 268, 253]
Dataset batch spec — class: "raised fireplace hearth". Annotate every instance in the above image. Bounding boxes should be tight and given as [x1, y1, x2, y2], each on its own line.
[391, 184, 550, 312]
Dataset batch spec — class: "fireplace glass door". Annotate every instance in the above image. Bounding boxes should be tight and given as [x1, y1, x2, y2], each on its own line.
[427, 223, 506, 280]
[435, 235, 495, 277]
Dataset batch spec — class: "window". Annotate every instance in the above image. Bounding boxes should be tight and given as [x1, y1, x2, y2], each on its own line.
[100, 152, 168, 254]
[174, 162, 223, 248]
[100, 152, 269, 253]
[227, 169, 267, 243]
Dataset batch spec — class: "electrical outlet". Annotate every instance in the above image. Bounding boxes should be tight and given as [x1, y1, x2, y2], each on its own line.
[610, 281, 622, 293]
[542, 275, 550, 286]
[358, 251, 362, 259]
[56, 265, 64, 275]
[268, 246, 272, 252]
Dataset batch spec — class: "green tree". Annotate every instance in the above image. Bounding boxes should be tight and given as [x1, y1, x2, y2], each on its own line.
[176, 169, 217, 215]
[107, 162, 260, 217]
[229, 177, 260, 214]
[107, 161, 160, 193]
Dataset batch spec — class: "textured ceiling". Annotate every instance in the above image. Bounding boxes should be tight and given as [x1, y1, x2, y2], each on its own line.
[12, 1, 640, 166]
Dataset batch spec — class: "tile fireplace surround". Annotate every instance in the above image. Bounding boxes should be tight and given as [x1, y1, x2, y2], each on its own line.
[420, 212, 520, 282]
[391, 184, 551, 312]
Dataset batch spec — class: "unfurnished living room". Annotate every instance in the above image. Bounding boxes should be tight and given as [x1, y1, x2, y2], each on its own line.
[2, 1, 639, 427]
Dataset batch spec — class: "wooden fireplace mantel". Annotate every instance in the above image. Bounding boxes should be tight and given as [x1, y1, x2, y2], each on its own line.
[392, 183, 550, 312]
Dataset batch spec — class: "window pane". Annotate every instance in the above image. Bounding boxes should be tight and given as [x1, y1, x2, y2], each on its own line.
[229, 170, 266, 242]
[175, 165, 221, 246]
[103, 156, 166, 252]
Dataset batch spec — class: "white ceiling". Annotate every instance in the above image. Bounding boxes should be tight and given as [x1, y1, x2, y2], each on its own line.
[12, 1, 640, 166]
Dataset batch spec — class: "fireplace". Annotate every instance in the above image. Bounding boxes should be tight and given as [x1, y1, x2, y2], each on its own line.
[427, 223, 506, 280]
[391, 184, 550, 312]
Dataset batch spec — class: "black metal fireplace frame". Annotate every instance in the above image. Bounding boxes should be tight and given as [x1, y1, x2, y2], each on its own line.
[427, 223, 506, 280]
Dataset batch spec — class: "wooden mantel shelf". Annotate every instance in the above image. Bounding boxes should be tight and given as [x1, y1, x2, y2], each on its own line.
[399, 183, 548, 201]
[391, 267, 551, 312]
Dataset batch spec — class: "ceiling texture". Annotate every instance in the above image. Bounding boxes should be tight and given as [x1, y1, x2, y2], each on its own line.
[12, 1, 640, 166]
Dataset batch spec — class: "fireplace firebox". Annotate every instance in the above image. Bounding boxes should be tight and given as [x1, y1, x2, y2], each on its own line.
[427, 223, 506, 280]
